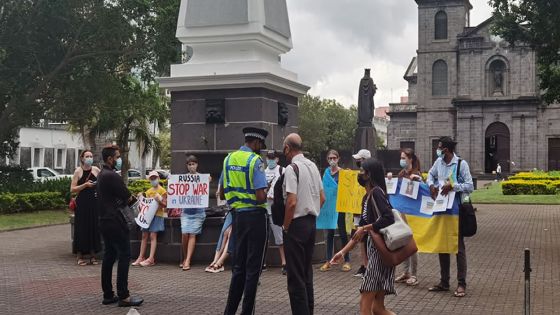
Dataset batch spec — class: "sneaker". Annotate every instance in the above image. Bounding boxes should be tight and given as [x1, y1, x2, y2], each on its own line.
[319, 262, 331, 272]
[281, 265, 287, 275]
[261, 265, 267, 272]
[353, 265, 366, 277]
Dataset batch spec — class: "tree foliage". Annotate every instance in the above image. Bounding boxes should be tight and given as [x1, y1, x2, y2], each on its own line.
[0, 0, 181, 157]
[298, 95, 358, 162]
[490, 0, 560, 104]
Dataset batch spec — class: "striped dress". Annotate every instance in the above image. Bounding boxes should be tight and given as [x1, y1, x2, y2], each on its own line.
[359, 189, 396, 294]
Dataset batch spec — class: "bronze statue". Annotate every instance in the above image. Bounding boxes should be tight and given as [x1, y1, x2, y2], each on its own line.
[357, 69, 377, 127]
[278, 102, 289, 126]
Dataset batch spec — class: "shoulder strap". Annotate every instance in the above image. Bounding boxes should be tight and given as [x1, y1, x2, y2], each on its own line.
[279, 166, 284, 176]
[290, 163, 299, 181]
[457, 159, 462, 183]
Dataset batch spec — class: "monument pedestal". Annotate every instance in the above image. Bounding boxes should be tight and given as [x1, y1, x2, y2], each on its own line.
[354, 126, 378, 158]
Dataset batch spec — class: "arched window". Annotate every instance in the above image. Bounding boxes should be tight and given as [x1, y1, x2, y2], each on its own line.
[435, 11, 448, 40]
[432, 60, 448, 96]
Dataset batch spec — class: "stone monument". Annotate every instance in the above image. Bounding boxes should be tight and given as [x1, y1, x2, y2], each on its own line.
[152, 0, 312, 265]
[354, 68, 378, 156]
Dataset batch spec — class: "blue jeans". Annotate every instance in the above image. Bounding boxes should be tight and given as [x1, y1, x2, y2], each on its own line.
[325, 212, 350, 262]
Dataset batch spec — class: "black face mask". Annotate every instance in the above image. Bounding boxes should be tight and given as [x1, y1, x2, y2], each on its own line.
[357, 173, 368, 187]
[356, 161, 362, 168]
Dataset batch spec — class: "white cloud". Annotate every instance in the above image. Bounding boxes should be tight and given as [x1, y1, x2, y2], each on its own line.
[282, 0, 493, 107]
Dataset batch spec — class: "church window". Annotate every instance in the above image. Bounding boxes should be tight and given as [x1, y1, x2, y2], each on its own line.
[435, 11, 448, 40]
[432, 60, 448, 96]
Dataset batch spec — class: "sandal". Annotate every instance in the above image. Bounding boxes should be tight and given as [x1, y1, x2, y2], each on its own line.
[205, 263, 216, 272]
[428, 284, 450, 292]
[319, 262, 331, 272]
[182, 264, 191, 271]
[395, 273, 410, 283]
[131, 257, 145, 267]
[209, 263, 224, 273]
[90, 258, 99, 265]
[77, 259, 88, 266]
[140, 258, 155, 267]
[454, 286, 466, 297]
[341, 262, 352, 272]
[406, 276, 418, 286]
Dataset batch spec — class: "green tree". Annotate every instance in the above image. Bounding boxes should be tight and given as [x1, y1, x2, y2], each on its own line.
[157, 130, 171, 170]
[0, 0, 181, 157]
[298, 95, 357, 162]
[490, 0, 560, 104]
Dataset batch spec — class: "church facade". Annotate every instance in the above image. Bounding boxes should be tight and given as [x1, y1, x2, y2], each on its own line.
[387, 0, 560, 174]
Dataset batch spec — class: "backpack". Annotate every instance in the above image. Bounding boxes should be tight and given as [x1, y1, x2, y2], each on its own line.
[457, 159, 477, 237]
[271, 163, 299, 226]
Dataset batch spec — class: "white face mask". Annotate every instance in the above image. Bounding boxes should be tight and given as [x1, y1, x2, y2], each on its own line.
[150, 179, 159, 187]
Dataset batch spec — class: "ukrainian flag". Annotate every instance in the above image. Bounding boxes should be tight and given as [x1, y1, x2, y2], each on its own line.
[388, 179, 459, 254]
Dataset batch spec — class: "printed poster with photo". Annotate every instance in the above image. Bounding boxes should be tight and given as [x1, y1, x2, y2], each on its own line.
[385, 178, 398, 194]
[399, 178, 420, 200]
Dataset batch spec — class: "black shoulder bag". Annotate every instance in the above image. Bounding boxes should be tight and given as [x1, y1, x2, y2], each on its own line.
[457, 159, 477, 237]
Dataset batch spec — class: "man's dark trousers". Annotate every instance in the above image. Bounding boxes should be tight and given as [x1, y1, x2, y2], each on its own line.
[99, 217, 131, 300]
[224, 209, 268, 315]
[284, 214, 316, 315]
[438, 236, 467, 288]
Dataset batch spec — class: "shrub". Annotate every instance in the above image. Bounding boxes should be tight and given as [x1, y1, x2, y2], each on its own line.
[0, 192, 66, 214]
[501, 180, 559, 195]
[128, 179, 168, 195]
[509, 171, 560, 181]
[0, 165, 35, 193]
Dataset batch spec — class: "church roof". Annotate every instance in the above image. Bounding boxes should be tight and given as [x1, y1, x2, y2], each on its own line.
[415, 0, 472, 10]
[459, 16, 494, 38]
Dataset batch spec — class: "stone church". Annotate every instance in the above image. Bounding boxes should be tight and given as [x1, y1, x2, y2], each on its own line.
[387, 0, 560, 174]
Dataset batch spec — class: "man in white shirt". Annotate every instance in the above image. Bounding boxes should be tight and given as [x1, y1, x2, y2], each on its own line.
[265, 150, 286, 274]
[282, 133, 325, 315]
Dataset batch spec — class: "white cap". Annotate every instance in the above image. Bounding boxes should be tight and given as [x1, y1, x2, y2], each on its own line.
[352, 149, 371, 160]
[148, 171, 159, 179]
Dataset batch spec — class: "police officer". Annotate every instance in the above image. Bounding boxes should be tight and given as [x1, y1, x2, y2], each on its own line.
[220, 127, 269, 315]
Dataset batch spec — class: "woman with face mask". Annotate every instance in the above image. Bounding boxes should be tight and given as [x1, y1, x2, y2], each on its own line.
[319, 150, 352, 273]
[179, 155, 207, 271]
[70, 150, 102, 266]
[132, 171, 167, 267]
[390, 148, 422, 286]
[331, 159, 397, 315]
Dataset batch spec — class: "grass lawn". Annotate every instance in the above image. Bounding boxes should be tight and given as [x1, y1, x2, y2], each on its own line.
[471, 182, 560, 205]
[0, 210, 70, 231]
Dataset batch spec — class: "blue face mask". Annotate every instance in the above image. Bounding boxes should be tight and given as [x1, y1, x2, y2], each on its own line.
[114, 157, 122, 171]
[436, 149, 443, 158]
[400, 159, 408, 169]
[150, 179, 159, 187]
[267, 159, 277, 169]
[84, 157, 93, 166]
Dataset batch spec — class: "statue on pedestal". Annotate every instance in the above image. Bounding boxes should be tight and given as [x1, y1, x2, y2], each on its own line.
[354, 68, 378, 156]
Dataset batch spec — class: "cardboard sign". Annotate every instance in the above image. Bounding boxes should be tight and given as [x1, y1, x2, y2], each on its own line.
[135, 196, 159, 229]
[167, 174, 210, 208]
[336, 170, 366, 214]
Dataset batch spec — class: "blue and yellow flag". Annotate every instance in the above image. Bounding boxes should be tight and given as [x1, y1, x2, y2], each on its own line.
[388, 179, 459, 254]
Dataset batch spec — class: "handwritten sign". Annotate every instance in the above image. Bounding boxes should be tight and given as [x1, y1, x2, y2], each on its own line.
[135, 196, 159, 229]
[167, 174, 210, 208]
[336, 170, 366, 214]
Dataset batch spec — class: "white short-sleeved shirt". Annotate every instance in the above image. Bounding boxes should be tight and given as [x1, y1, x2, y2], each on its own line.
[283, 154, 323, 219]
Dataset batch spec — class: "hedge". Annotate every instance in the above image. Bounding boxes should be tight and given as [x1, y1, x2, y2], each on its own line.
[508, 171, 560, 181]
[502, 180, 560, 195]
[0, 192, 66, 214]
[128, 179, 168, 195]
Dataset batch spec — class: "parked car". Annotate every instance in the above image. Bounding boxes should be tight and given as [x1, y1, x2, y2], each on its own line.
[27, 167, 73, 182]
[127, 169, 143, 182]
[145, 169, 170, 179]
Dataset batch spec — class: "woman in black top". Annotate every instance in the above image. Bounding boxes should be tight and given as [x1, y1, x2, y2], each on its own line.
[331, 159, 396, 315]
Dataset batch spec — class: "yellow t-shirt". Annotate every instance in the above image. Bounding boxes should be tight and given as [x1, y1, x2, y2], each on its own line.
[145, 186, 167, 217]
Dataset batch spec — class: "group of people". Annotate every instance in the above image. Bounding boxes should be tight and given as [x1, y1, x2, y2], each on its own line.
[71, 126, 474, 314]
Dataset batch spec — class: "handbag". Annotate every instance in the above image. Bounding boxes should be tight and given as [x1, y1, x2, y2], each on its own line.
[370, 230, 418, 267]
[371, 191, 414, 251]
[457, 159, 477, 237]
[68, 169, 94, 212]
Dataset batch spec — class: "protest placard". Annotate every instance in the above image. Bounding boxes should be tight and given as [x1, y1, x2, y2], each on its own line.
[167, 174, 210, 208]
[135, 196, 159, 229]
[336, 170, 366, 214]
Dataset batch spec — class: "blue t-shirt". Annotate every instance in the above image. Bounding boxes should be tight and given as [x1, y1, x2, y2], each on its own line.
[220, 146, 267, 211]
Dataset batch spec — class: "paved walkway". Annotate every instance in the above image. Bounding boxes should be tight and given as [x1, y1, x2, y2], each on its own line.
[1, 204, 559, 314]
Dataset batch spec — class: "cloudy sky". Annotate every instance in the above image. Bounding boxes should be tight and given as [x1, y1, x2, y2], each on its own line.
[282, 0, 493, 108]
